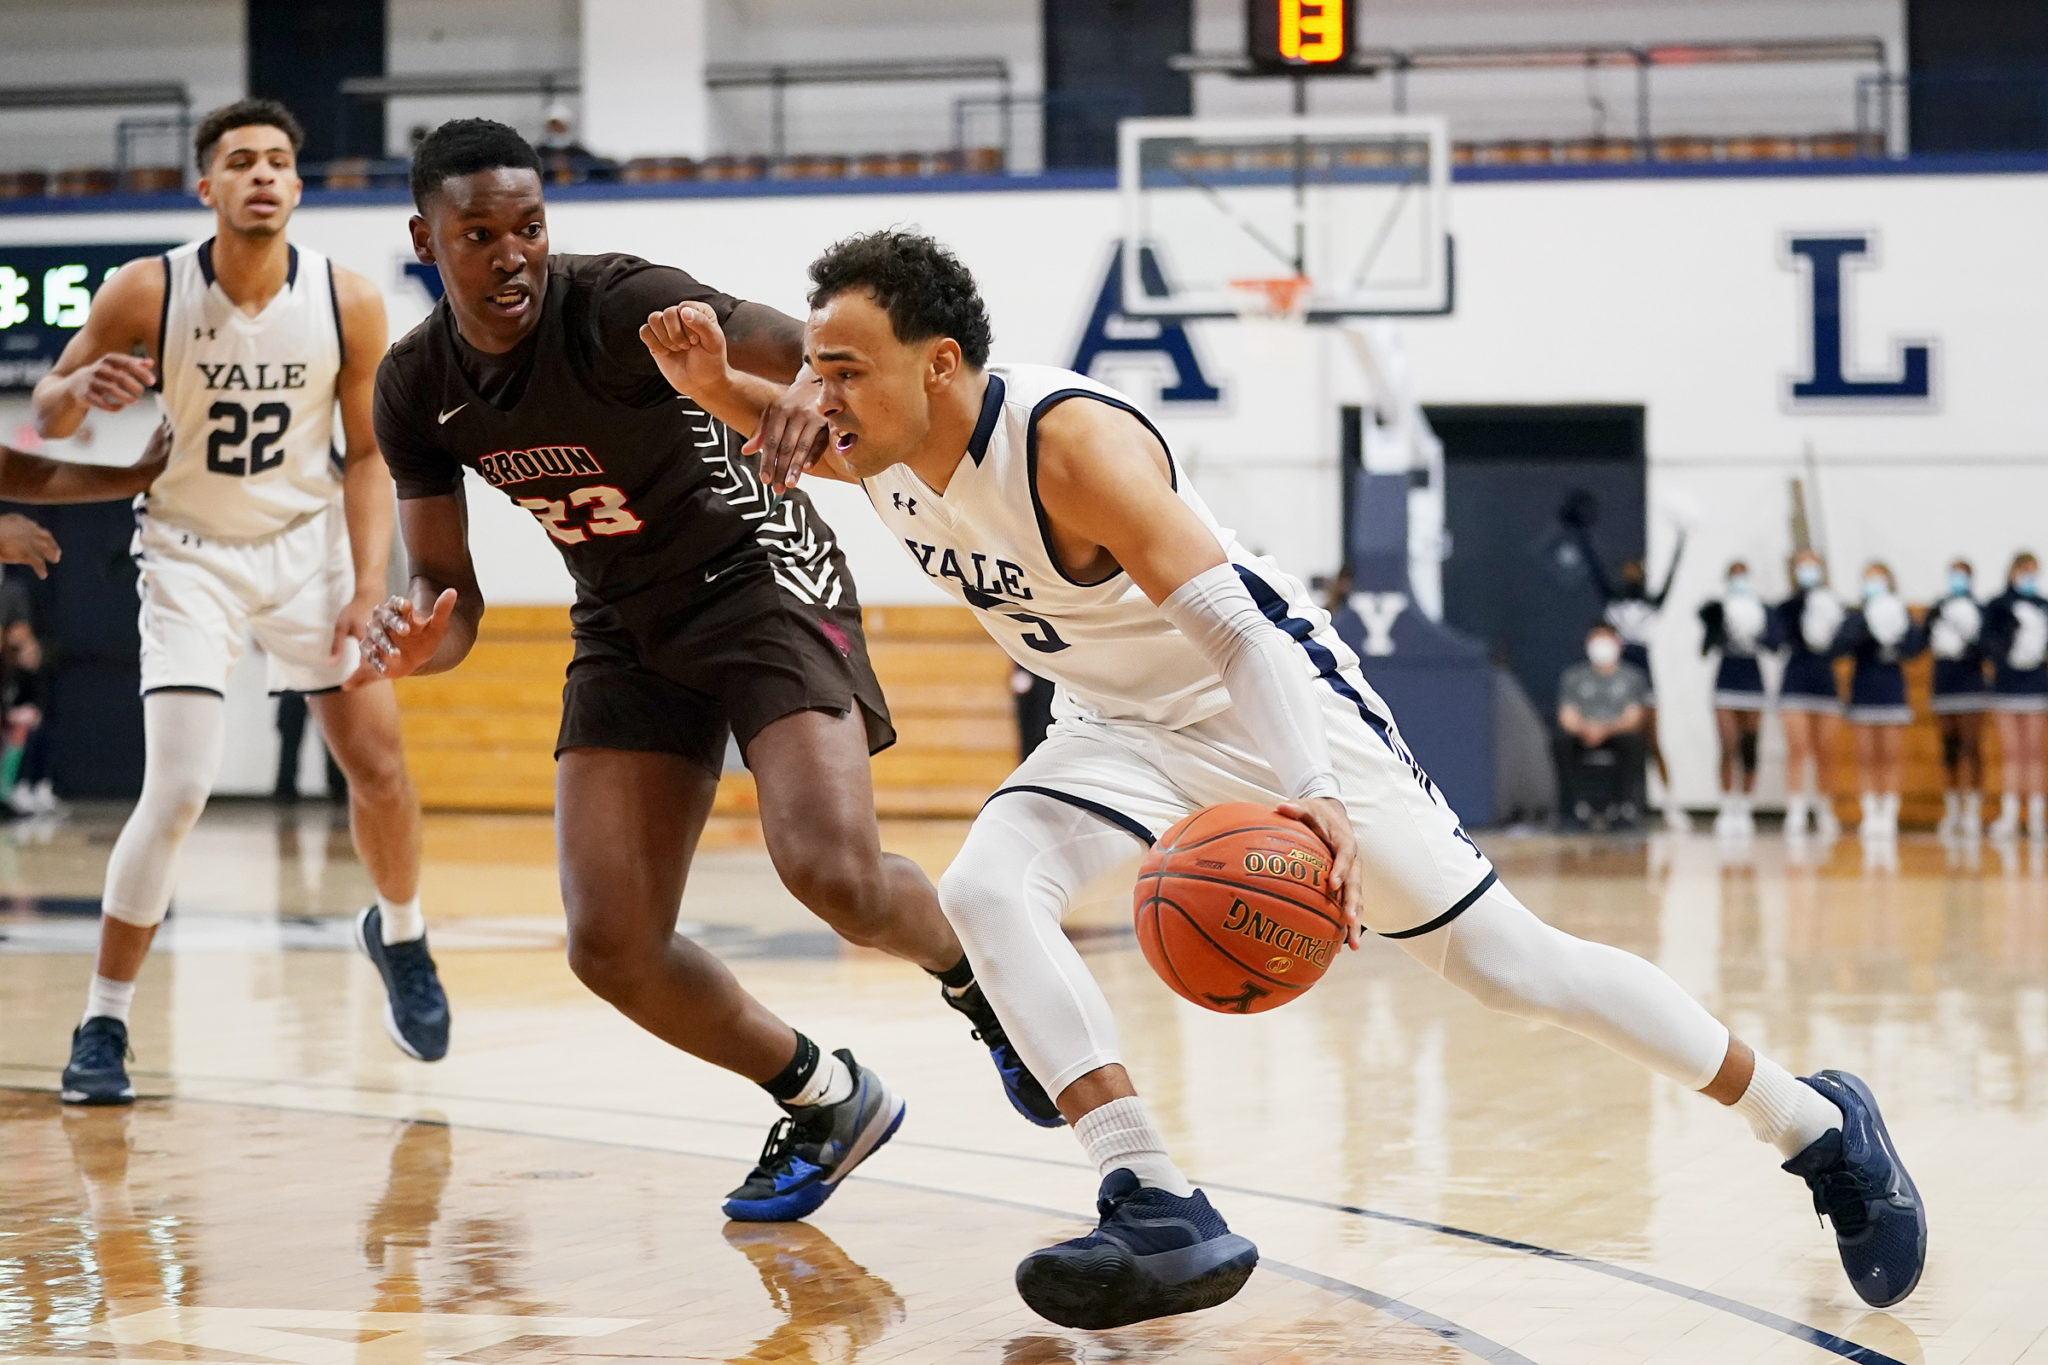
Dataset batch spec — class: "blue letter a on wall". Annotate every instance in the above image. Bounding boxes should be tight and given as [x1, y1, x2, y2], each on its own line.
[1071, 243, 1221, 404]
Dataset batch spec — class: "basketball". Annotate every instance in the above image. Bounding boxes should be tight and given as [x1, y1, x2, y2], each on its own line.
[1133, 803, 1347, 1015]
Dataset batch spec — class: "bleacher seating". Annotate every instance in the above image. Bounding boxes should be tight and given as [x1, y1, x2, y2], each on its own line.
[392, 603, 1018, 817]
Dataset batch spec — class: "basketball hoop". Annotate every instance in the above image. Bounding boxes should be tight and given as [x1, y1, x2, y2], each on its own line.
[1227, 274, 1315, 324]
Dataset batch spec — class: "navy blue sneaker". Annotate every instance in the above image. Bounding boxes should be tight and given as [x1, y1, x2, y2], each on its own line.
[1016, 1169, 1259, 1330]
[943, 979, 1063, 1127]
[354, 906, 450, 1062]
[60, 1016, 135, 1106]
[723, 1050, 905, 1223]
[1783, 1070, 1927, 1308]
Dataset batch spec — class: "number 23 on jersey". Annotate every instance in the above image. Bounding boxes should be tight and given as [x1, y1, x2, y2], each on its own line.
[514, 484, 644, 545]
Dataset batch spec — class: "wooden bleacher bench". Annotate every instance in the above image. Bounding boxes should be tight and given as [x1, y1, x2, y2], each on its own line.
[393, 603, 1017, 817]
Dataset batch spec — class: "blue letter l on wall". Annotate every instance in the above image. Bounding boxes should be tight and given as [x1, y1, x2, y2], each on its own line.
[1787, 235, 1931, 402]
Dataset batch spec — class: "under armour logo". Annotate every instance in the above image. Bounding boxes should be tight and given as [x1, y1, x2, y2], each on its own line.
[193, 327, 215, 340]
[892, 492, 917, 515]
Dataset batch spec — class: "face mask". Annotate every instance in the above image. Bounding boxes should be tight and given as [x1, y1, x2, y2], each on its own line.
[1862, 576, 1887, 601]
[1587, 638, 1621, 668]
[1795, 563, 1823, 590]
[2020, 572, 2041, 597]
[1949, 569, 1972, 596]
[1727, 573, 1750, 595]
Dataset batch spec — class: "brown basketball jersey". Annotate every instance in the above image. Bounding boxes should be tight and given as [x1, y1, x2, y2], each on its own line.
[375, 253, 849, 642]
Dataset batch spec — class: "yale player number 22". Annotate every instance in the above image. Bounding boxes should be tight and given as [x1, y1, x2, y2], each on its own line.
[206, 400, 291, 477]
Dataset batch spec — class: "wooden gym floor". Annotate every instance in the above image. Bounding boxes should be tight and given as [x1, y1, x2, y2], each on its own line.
[3, 804, 2046, 1363]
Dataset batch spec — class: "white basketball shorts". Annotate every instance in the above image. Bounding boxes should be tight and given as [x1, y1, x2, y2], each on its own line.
[991, 672, 1498, 940]
[131, 505, 359, 696]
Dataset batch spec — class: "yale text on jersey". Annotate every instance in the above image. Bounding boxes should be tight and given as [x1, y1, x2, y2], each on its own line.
[478, 445, 607, 489]
[196, 362, 309, 392]
[904, 539, 1035, 605]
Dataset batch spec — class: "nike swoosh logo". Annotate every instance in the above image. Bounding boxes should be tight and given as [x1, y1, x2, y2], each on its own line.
[704, 561, 743, 584]
[438, 404, 468, 424]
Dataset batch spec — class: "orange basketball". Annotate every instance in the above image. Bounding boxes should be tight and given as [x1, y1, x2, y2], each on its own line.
[1133, 802, 1346, 1015]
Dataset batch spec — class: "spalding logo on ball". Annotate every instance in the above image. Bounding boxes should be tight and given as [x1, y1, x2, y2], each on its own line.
[1133, 802, 1346, 1014]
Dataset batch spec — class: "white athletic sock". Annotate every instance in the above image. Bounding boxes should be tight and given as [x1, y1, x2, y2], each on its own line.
[1075, 1096, 1193, 1197]
[1859, 792, 1877, 829]
[787, 1049, 854, 1108]
[1733, 1054, 1844, 1159]
[1964, 791, 1983, 829]
[378, 894, 425, 944]
[1881, 792, 1901, 830]
[1785, 794, 1809, 835]
[1993, 794, 2021, 833]
[2030, 794, 2047, 838]
[82, 974, 135, 1027]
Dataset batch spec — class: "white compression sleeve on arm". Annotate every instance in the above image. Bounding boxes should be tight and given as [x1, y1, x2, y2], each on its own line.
[1158, 562, 1339, 800]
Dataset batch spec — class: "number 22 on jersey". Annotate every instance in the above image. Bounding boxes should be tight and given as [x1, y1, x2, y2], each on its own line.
[514, 485, 644, 545]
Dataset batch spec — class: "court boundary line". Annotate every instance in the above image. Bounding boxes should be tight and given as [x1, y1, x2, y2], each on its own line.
[1, 1084, 1533, 1365]
[3, 1077, 1906, 1364]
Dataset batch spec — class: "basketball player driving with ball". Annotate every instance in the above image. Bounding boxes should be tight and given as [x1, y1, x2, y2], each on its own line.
[641, 229, 1928, 1331]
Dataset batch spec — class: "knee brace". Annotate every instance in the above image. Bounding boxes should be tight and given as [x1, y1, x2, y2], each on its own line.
[1738, 729, 1759, 777]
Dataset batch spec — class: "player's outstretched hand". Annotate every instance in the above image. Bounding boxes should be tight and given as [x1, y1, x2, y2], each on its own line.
[0, 513, 61, 578]
[640, 301, 730, 402]
[1279, 795, 1365, 949]
[71, 354, 155, 413]
[743, 374, 829, 493]
[345, 589, 458, 690]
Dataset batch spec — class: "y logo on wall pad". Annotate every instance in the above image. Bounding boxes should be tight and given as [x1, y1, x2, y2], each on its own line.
[1783, 233, 1936, 410]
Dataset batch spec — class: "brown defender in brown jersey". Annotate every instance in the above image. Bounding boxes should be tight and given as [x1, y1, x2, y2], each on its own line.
[357, 120, 1060, 1222]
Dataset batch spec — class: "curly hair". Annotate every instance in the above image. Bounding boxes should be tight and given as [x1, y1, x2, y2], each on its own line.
[806, 230, 992, 367]
[194, 99, 303, 173]
[410, 118, 543, 211]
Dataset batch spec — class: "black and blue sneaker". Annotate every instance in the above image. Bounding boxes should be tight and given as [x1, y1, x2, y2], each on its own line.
[723, 1049, 905, 1223]
[1016, 1169, 1259, 1330]
[1783, 1070, 1927, 1308]
[943, 979, 1064, 1128]
[60, 1016, 136, 1106]
[354, 906, 451, 1062]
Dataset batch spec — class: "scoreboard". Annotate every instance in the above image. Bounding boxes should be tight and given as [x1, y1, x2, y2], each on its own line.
[1247, 0, 1354, 73]
[0, 243, 176, 391]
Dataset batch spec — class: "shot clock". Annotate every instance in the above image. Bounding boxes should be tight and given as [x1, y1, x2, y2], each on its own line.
[0, 243, 176, 390]
[1247, 0, 1354, 72]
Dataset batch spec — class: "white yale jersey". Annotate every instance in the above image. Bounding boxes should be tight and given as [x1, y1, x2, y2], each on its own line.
[148, 238, 345, 540]
[863, 363, 1360, 730]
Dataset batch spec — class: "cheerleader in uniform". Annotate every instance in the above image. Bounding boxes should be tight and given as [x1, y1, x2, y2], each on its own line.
[1982, 551, 2048, 840]
[1698, 560, 1780, 837]
[1772, 549, 1847, 839]
[1840, 562, 1925, 839]
[1928, 559, 1991, 836]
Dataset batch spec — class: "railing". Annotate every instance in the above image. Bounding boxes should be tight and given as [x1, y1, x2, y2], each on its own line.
[709, 58, 1011, 159]
[1855, 70, 2048, 156]
[339, 59, 1013, 162]
[1175, 37, 1890, 159]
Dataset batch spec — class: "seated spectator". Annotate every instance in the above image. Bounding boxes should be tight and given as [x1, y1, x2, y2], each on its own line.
[1, 609, 48, 817]
[538, 101, 617, 183]
[1556, 624, 1650, 830]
